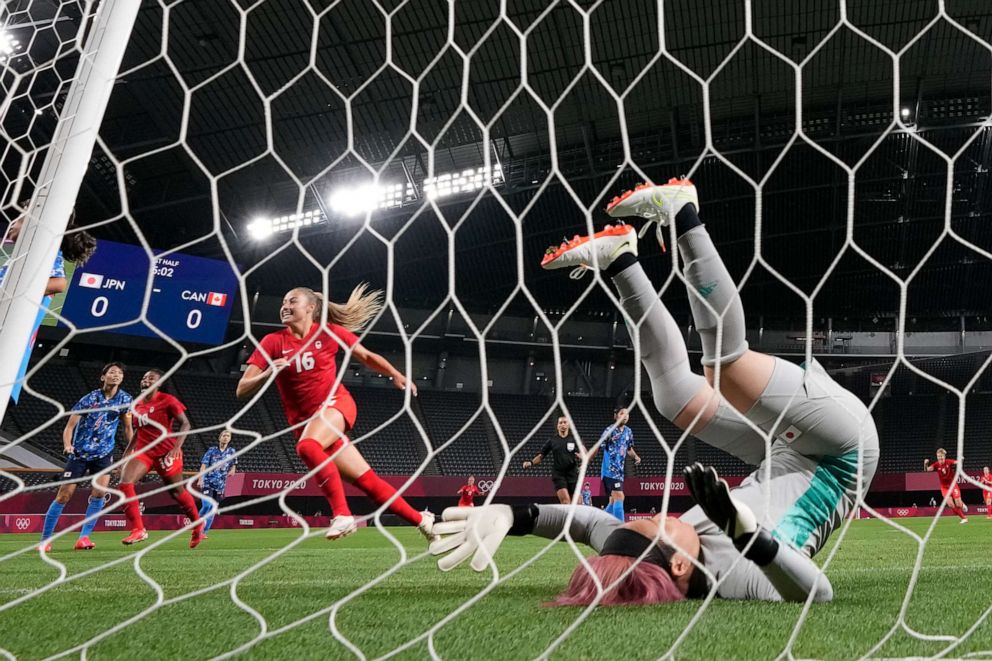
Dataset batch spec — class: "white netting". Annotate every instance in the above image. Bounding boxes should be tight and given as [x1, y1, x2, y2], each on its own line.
[2, 0, 992, 658]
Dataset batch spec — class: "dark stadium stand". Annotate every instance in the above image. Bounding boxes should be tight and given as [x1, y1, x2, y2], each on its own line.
[418, 391, 500, 475]
[4, 358, 991, 482]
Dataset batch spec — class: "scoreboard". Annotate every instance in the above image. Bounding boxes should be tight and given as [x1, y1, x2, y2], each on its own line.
[59, 240, 239, 345]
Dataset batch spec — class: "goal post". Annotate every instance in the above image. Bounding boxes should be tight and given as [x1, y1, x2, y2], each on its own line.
[0, 0, 140, 418]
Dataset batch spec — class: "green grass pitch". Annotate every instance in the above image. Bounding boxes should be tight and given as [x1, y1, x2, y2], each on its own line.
[1, 517, 990, 659]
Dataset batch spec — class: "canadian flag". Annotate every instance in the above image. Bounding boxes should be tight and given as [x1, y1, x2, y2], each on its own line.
[207, 292, 227, 307]
[79, 273, 104, 289]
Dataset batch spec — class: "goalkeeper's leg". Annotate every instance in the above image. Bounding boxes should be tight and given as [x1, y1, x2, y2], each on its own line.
[607, 180, 777, 412]
[542, 223, 766, 465]
[606, 255, 768, 465]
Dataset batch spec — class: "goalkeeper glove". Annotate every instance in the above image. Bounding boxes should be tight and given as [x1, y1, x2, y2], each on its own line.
[684, 462, 778, 566]
[429, 504, 538, 572]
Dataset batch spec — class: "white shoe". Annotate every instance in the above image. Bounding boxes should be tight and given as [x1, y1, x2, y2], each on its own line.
[606, 178, 699, 226]
[959, 518, 969, 524]
[325, 515, 358, 540]
[540, 223, 637, 276]
[417, 510, 439, 543]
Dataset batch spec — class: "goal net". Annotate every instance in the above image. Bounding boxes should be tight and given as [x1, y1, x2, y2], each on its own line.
[1, 0, 991, 658]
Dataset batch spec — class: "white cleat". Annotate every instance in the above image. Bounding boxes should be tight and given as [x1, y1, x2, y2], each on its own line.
[605, 177, 699, 226]
[959, 518, 969, 524]
[418, 510, 439, 543]
[540, 223, 637, 277]
[325, 515, 358, 540]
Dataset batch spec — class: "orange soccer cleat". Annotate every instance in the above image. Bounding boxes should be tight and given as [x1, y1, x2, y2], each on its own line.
[189, 523, 206, 549]
[74, 536, 95, 551]
[540, 223, 637, 276]
[121, 529, 148, 545]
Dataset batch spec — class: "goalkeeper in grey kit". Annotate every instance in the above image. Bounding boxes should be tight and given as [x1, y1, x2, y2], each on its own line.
[430, 180, 879, 604]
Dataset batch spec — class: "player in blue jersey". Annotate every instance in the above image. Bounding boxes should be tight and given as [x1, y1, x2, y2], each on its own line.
[599, 407, 641, 522]
[196, 430, 238, 536]
[1, 208, 97, 295]
[39, 362, 133, 552]
[580, 482, 593, 506]
[3, 209, 97, 402]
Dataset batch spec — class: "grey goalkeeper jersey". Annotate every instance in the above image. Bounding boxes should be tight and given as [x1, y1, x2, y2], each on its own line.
[533, 495, 832, 602]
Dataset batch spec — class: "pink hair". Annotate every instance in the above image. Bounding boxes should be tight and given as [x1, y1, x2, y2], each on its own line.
[549, 555, 685, 607]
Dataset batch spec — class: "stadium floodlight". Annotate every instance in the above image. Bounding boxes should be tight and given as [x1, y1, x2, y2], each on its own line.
[901, 107, 911, 118]
[326, 164, 504, 216]
[328, 184, 382, 217]
[246, 217, 274, 240]
[0, 29, 21, 62]
[423, 164, 504, 201]
[328, 181, 417, 216]
[246, 210, 326, 239]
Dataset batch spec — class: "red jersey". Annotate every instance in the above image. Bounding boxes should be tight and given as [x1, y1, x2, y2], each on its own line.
[457, 484, 479, 507]
[932, 459, 957, 488]
[132, 392, 186, 456]
[247, 323, 359, 428]
[980, 473, 992, 488]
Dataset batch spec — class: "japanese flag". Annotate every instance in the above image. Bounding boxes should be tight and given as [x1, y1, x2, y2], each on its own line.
[79, 273, 104, 289]
[207, 292, 227, 306]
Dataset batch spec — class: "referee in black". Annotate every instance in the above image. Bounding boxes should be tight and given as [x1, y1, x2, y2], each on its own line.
[522, 414, 582, 504]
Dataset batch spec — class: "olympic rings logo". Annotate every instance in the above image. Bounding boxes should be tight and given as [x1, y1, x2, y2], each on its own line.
[896, 509, 909, 517]
[15, 518, 31, 531]
[477, 480, 496, 494]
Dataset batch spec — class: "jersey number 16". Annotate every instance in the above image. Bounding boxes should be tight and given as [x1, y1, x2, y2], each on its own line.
[292, 352, 315, 372]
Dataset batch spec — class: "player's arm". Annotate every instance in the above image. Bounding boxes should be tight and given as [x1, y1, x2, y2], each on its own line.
[430, 503, 622, 571]
[236, 363, 285, 400]
[923, 458, 933, 471]
[351, 343, 417, 396]
[122, 412, 134, 444]
[62, 414, 81, 454]
[684, 463, 832, 603]
[197, 463, 208, 488]
[168, 412, 192, 458]
[523, 443, 549, 469]
[45, 277, 67, 296]
[627, 446, 641, 465]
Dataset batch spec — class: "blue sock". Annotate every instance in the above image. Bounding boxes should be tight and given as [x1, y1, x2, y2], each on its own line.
[199, 501, 215, 533]
[79, 497, 104, 538]
[615, 500, 625, 522]
[605, 501, 617, 519]
[42, 501, 65, 541]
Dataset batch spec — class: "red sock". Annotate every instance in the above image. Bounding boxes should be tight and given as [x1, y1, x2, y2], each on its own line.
[952, 506, 967, 520]
[297, 439, 351, 517]
[120, 483, 144, 531]
[354, 469, 422, 526]
[174, 489, 200, 523]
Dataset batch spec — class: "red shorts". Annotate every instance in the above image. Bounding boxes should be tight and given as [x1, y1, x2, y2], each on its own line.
[940, 485, 962, 501]
[292, 389, 357, 440]
[133, 448, 183, 478]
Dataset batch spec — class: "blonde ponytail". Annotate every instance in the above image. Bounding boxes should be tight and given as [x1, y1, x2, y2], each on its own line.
[302, 283, 383, 332]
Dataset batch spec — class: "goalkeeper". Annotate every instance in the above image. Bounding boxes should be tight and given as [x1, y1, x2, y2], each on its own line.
[430, 180, 879, 603]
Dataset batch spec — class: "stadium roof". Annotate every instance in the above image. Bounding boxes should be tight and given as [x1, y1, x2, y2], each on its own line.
[3, 0, 992, 324]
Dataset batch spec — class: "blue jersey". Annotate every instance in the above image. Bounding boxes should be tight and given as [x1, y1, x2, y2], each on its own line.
[200, 446, 237, 491]
[0, 249, 65, 286]
[600, 425, 634, 480]
[69, 387, 132, 461]
[581, 487, 592, 506]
